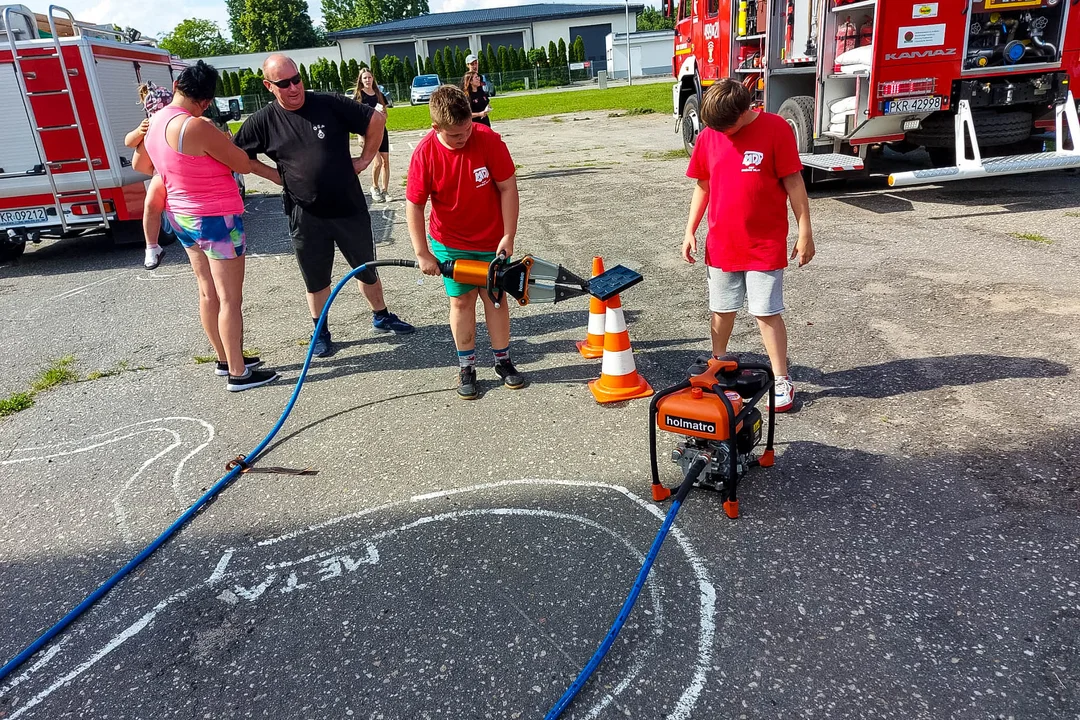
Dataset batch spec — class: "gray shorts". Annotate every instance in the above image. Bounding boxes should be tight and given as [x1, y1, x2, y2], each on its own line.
[707, 266, 785, 316]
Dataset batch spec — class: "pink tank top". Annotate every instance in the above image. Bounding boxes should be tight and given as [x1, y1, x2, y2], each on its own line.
[143, 105, 244, 217]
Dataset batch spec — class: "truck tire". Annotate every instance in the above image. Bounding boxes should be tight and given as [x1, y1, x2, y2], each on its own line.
[108, 219, 145, 246]
[0, 241, 26, 264]
[910, 109, 1033, 148]
[681, 94, 701, 156]
[778, 96, 815, 153]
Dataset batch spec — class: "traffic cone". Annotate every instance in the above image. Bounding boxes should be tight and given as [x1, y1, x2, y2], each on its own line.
[576, 256, 606, 359]
[588, 291, 653, 403]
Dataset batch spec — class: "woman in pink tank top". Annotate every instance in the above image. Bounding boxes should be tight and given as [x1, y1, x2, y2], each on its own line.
[137, 61, 278, 392]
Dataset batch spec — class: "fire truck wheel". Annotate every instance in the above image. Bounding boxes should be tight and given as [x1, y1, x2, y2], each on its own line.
[778, 97, 814, 153]
[681, 94, 701, 156]
[0, 241, 26, 264]
[910, 109, 1033, 148]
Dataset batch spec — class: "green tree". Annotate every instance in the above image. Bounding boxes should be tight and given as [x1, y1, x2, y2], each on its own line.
[527, 47, 545, 67]
[485, 44, 497, 74]
[225, 0, 247, 50]
[236, 0, 319, 52]
[637, 6, 675, 31]
[370, 52, 381, 83]
[347, 58, 360, 88]
[215, 74, 225, 95]
[547, 41, 558, 67]
[557, 37, 568, 66]
[516, 47, 527, 71]
[328, 60, 340, 91]
[496, 46, 509, 74]
[453, 47, 466, 78]
[321, 0, 430, 31]
[158, 18, 233, 59]
[572, 35, 585, 63]
[380, 55, 402, 88]
[476, 51, 486, 74]
[433, 49, 446, 78]
[403, 57, 415, 83]
[299, 63, 311, 88]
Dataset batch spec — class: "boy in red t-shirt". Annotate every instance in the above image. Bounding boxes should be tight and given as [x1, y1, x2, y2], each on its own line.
[681, 79, 815, 412]
[406, 86, 522, 400]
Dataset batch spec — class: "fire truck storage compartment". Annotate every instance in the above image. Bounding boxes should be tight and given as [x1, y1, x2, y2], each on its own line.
[964, 0, 1066, 71]
[815, 0, 876, 142]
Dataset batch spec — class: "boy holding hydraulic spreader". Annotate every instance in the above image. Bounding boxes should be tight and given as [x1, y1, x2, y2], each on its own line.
[406, 85, 524, 401]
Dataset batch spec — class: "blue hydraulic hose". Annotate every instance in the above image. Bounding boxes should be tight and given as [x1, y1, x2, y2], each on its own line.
[0, 260, 417, 684]
[544, 456, 705, 720]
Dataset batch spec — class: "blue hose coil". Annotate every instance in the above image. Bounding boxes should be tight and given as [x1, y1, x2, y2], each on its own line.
[0, 260, 412, 684]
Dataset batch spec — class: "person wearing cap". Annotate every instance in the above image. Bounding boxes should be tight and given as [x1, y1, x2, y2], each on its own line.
[466, 53, 479, 74]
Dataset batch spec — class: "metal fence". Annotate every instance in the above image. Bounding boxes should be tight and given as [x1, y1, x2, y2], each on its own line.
[231, 67, 598, 116]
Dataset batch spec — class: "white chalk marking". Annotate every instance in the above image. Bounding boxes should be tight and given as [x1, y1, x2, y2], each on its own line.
[206, 549, 234, 586]
[7, 586, 197, 719]
[233, 574, 276, 602]
[0, 639, 66, 696]
[216, 589, 239, 606]
[279, 572, 309, 593]
[11, 481, 712, 720]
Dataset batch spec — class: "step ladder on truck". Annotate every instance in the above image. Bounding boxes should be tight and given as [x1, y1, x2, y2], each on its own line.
[0, 4, 180, 263]
[665, 0, 1080, 187]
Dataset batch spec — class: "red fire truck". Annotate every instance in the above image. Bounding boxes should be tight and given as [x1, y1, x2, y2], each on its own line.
[0, 4, 185, 263]
[666, 0, 1080, 186]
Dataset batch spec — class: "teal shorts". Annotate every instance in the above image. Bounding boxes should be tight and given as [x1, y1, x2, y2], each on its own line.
[430, 236, 497, 298]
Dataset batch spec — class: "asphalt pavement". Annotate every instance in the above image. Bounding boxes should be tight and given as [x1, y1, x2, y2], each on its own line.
[1, 112, 1078, 719]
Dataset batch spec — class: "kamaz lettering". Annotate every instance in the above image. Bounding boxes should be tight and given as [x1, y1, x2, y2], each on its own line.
[884, 48, 957, 61]
[666, 415, 717, 434]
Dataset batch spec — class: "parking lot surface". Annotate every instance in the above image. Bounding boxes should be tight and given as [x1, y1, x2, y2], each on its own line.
[1, 111, 1079, 719]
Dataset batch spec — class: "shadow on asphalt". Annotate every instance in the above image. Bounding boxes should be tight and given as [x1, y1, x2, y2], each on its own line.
[518, 167, 608, 181]
[794, 354, 1069, 400]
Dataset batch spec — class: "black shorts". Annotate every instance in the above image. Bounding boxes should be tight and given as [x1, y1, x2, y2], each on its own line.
[288, 204, 378, 292]
[378, 129, 389, 154]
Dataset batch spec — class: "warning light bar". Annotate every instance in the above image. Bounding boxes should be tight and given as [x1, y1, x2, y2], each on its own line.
[878, 78, 935, 97]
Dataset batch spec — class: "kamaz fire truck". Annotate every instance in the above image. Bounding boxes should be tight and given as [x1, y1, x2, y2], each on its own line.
[666, 0, 1080, 186]
[0, 4, 187, 263]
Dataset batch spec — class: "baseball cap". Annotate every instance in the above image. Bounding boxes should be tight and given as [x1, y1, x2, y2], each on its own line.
[466, 53, 477, 64]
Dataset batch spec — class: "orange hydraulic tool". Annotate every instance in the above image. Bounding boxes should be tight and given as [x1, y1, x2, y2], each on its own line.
[649, 356, 776, 518]
[439, 253, 642, 307]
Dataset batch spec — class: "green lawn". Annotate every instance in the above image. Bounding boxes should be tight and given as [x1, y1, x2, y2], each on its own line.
[228, 83, 670, 135]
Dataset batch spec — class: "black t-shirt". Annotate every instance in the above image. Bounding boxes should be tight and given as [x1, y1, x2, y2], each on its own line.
[234, 92, 373, 218]
[468, 89, 491, 127]
[357, 89, 382, 109]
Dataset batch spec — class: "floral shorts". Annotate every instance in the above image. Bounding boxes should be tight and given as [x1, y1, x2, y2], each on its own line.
[166, 213, 246, 260]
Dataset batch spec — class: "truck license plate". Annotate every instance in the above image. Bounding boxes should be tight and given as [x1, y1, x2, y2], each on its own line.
[0, 207, 47, 227]
[885, 96, 942, 114]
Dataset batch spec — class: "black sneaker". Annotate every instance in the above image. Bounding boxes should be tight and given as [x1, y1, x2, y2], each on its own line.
[311, 329, 333, 358]
[494, 359, 525, 389]
[372, 311, 416, 335]
[226, 368, 280, 392]
[215, 356, 264, 377]
[458, 366, 478, 400]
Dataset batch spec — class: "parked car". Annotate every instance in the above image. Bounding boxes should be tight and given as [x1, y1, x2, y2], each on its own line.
[481, 74, 496, 97]
[410, 74, 440, 105]
[345, 85, 394, 107]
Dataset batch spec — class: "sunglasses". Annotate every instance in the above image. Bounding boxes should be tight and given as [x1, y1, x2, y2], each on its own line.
[267, 74, 302, 89]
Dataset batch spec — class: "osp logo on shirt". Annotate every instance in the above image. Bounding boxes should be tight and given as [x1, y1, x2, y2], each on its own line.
[741, 151, 764, 172]
[312, 124, 326, 139]
[473, 166, 491, 187]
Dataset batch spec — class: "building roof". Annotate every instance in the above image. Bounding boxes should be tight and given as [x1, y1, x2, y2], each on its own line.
[328, 3, 647, 40]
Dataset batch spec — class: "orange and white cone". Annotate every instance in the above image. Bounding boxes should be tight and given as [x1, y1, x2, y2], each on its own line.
[588, 292, 653, 403]
[576, 256, 606, 359]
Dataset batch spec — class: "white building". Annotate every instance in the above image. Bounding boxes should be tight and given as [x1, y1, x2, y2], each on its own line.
[606, 29, 673, 79]
[328, 3, 643, 73]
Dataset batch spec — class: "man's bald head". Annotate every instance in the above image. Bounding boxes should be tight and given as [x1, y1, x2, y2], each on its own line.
[262, 53, 305, 111]
[263, 54, 297, 80]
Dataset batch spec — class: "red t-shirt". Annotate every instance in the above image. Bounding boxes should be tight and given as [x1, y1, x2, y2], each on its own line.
[686, 111, 803, 271]
[406, 123, 516, 252]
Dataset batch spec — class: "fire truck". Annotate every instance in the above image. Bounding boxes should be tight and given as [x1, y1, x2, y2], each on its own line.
[0, 5, 187, 263]
[666, 0, 1080, 186]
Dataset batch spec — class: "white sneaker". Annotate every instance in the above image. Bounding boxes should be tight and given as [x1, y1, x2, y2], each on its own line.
[370, 187, 383, 203]
[143, 245, 165, 270]
[380, 189, 392, 202]
[773, 375, 795, 413]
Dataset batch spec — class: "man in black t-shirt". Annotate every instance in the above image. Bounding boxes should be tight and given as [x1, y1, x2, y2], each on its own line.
[235, 54, 414, 358]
